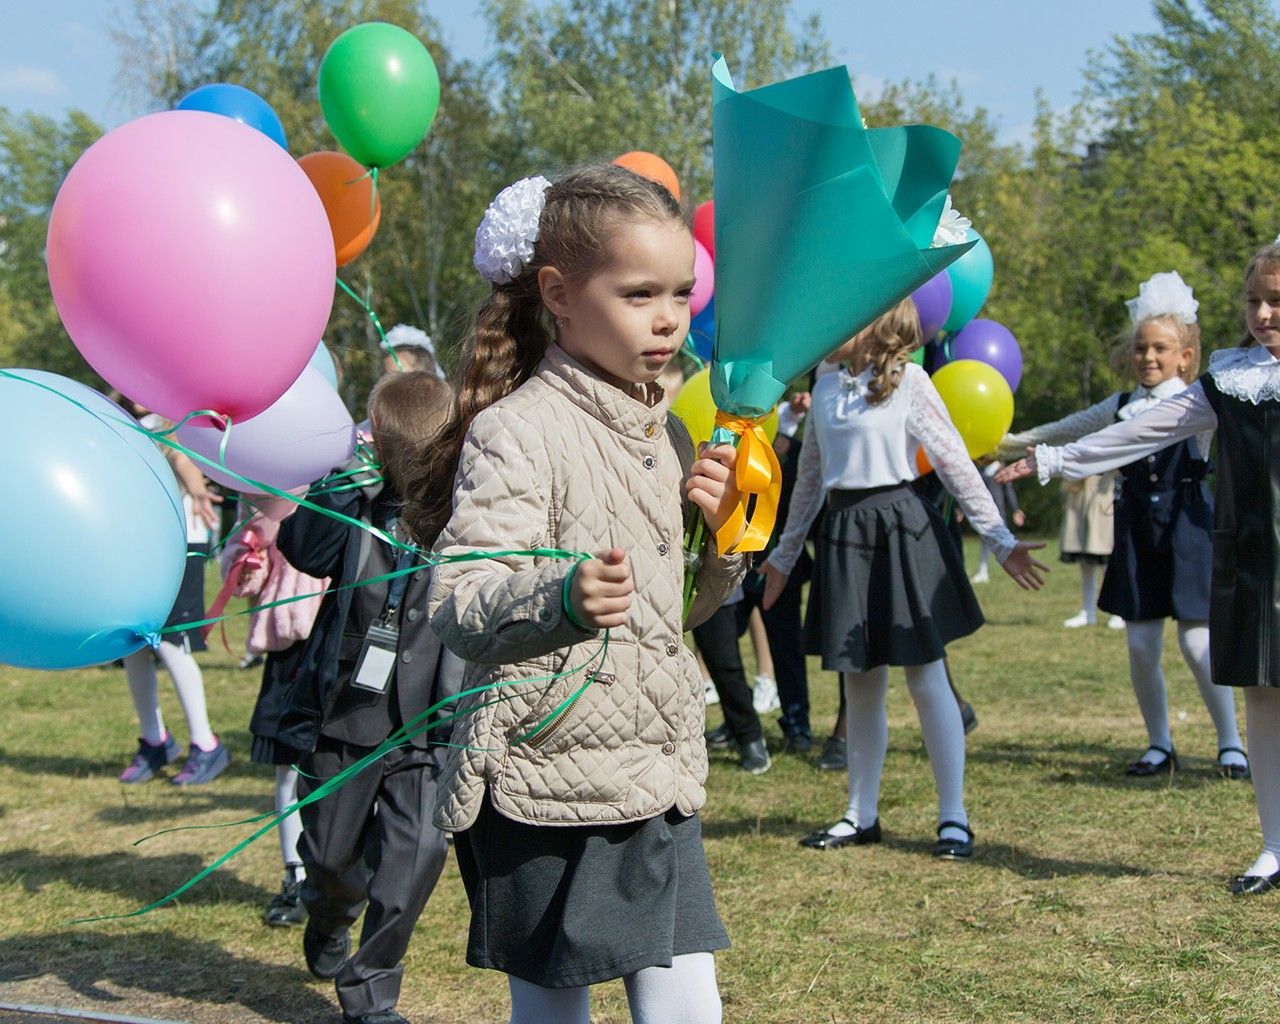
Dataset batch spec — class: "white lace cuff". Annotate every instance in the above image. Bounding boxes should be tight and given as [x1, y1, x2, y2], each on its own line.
[1035, 445, 1064, 484]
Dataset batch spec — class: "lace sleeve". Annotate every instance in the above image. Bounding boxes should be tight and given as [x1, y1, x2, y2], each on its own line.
[1036, 382, 1218, 482]
[907, 370, 1017, 562]
[995, 395, 1122, 461]
[763, 429, 825, 576]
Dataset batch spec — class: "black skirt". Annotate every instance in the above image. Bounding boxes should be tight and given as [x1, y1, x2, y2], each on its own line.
[805, 484, 985, 672]
[453, 792, 729, 988]
[162, 544, 210, 653]
[249, 640, 309, 765]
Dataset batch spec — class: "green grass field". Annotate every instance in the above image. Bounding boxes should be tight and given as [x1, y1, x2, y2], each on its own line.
[1, 538, 1277, 1023]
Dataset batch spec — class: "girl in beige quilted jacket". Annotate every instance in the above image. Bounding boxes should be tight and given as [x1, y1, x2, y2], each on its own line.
[403, 164, 746, 1024]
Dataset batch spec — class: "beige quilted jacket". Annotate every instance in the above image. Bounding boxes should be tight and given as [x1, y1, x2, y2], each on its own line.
[427, 345, 746, 829]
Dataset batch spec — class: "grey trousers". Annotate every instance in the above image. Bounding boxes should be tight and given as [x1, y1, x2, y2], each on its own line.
[298, 738, 448, 1017]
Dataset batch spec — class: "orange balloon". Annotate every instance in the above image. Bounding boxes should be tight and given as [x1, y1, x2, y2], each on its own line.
[298, 151, 382, 267]
[614, 150, 681, 200]
[916, 446, 933, 476]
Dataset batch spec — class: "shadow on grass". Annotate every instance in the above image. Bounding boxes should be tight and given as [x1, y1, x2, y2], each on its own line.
[96, 789, 274, 826]
[704, 816, 1153, 879]
[967, 739, 1238, 791]
[0, 930, 334, 1023]
[0, 849, 272, 908]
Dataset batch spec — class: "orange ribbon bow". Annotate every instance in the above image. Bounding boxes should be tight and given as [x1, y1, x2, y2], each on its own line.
[711, 411, 783, 555]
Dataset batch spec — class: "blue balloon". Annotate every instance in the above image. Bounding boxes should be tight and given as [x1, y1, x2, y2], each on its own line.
[689, 296, 715, 361]
[943, 229, 994, 334]
[0, 371, 188, 669]
[176, 83, 289, 150]
[308, 342, 338, 389]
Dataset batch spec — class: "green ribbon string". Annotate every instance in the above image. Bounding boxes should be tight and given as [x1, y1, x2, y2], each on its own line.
[72, 634, 610, 925]
[680, 333, 706, 370]
[336, 276, 404, 372]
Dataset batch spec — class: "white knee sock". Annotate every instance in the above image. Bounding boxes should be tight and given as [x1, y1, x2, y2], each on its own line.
[1126, 620, 1173, 756]
[274, 765, 305, 874]
[905, 660, 969, 841]
[624, 952, 722, 1024]
[1080, 563, 1098, 618]
[156, 640, 216, 750]
[825, 667, 889, 837]
[123, 650, 165, 746]
[1176, 622, 1246, 767]
[1244, 688, 1280, 878]
[508, 975, 589, 1024]
[977, 547, 991, 574]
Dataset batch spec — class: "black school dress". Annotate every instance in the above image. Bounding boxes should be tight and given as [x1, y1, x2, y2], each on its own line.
[1097, 392, 1213, 622]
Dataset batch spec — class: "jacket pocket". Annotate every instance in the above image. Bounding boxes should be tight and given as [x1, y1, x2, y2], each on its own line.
[511, 634, 640, 753]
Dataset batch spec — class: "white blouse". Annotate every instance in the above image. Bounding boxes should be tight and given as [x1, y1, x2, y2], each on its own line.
[766, 362, 1017, 574]
[1034, 347, 1280, 482]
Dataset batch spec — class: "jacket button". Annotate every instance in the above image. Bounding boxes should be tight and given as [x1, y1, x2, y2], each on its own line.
[643, 455, 656, 469]
[665, 642, 679, 656]
[1149, 473, 1159, 483]
[401, 651, 413, 664]
[658, 542, 669, 556]
[539, 607, 554, 622]
[644, 422, 657, 438]
[661, 741, 676, 755]
[406, 608, 419, 621]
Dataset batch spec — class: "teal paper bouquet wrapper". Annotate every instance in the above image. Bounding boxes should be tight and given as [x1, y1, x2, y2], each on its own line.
[710, 55, 977, 419]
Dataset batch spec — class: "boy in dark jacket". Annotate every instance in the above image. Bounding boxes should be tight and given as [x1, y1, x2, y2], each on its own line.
[277, 372, 462, 1024]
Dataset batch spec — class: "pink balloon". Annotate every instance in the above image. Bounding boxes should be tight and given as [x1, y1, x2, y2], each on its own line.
[690, 240, 715, 317]
[175, 367, 355, 493]
[47, 111, 336, 422]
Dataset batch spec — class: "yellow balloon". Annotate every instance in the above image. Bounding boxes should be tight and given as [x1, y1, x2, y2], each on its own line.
[930, 359, 1014, 458]
[670, 367, 778, 447]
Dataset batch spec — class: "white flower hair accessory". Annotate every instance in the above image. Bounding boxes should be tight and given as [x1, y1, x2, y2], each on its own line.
[1125, 270, 1199, 325]
[931, 194, 972, 248]
[384, 324, 445, 378]
[473, 175, 552, 284]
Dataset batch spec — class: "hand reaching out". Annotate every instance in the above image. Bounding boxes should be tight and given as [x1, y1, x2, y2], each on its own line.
[994, 448, 1038, 484]
[1001, 541, 1049, 590]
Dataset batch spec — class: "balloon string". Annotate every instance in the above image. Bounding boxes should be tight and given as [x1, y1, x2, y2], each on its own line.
[70, 633, 610, 925]
[335, 276, 403, 371]
[680, 333, 706, 370]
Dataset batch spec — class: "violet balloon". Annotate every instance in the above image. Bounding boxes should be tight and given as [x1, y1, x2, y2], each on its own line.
[690, 240, 715, 317]
[949, 318, 1023, 393]
[47, 110, 336, 423]
[911, 271, 953, 340]
[176, 367, 355, 493]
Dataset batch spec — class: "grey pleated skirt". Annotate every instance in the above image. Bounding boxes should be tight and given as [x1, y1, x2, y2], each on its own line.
[805, 484, 985, 672]
[453, 790, 730, 988]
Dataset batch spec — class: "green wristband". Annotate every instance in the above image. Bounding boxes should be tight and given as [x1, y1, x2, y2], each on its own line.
[562, 562, 591, 631]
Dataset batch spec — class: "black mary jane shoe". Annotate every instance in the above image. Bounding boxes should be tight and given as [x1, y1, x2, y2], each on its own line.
[1230, 869, 1280, 896]
[1217, 746, 1252, 781]
[798, 817, 881, 850]
[933, 821, 974, 860]
[1124, 744, 1178, 777]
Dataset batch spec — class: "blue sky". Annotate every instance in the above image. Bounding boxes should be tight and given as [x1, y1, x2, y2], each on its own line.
[2, 1, 1164, 146]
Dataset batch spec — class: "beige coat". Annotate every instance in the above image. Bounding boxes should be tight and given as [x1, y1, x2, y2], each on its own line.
[1059, 471, 1115, 558]
[427, 345, 746, 830]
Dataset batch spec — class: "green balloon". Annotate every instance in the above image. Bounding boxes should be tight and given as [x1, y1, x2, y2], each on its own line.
[319, 22, 440, 169]
[910, 346, 926, 365]
[943, 229, 994, 334]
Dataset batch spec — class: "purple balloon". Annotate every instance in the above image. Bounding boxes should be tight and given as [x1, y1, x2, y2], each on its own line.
[949, 318, 1022, 392]
[176, 366, 355, 492]
[911, 271, 953, 340]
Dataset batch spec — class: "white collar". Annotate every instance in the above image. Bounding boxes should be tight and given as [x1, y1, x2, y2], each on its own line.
[1209, 346, 1280, 405]
[1131, 376, 1187, 401]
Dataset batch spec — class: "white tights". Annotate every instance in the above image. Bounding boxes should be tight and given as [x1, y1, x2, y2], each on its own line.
[274, 765, 304, 872]
[1244, 688, 1280, 878]
[507, 952, 721, 1024]
[1080, 564, 1099, 618]
[1125, 620, 1244, 765]
[123, 641, 216, 750]
[826, 660, 967, 840]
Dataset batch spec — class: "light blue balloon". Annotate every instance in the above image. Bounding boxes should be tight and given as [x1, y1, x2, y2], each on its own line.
[943, 229, 994, 334]
[176, 83, 289, 150]
[308, 342, 338, 389]
[0, 371, 188, 669]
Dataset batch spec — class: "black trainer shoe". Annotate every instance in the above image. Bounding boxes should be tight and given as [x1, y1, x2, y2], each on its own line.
[342, 1012, 410, 1024]
[739, 737, 771, 775]
[783, 732, 813, 754]
[264, 877, 306, 927]
[960, 702, 978, 735]
[704, 722, 735, 751]
[303, 919, 349, 980]
[817, 735, 847, 771]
